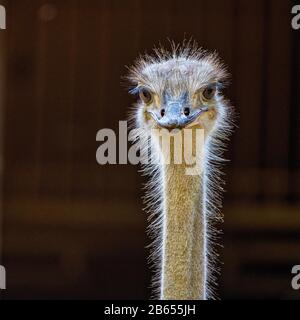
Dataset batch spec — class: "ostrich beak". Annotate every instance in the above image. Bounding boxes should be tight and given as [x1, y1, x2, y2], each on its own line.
[147, 102, 208, 129]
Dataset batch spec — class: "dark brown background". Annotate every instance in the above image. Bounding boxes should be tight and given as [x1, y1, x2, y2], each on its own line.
[0, 0, 299, 299]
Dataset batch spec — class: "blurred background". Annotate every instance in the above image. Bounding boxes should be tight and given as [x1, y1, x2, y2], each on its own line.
[0, 0, 299, 299]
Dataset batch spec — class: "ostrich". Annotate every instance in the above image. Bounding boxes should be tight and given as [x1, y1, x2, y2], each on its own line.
[127, 43, 233, 300]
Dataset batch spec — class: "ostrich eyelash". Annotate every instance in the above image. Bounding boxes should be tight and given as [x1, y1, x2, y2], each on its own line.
[128, 87, 140, 96]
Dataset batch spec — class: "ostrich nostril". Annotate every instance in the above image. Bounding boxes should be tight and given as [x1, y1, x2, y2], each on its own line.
[161, 109, 165, 117]
[184, 107, 190, 116]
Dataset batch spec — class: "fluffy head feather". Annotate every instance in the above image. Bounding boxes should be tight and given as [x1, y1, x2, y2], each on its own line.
[128, 45, 228, 93]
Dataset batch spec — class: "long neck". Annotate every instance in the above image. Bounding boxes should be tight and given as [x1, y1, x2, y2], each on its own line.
[159, 131, 206, 300]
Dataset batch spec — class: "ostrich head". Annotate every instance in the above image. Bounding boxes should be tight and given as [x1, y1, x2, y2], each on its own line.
[128, 45, 229, 140]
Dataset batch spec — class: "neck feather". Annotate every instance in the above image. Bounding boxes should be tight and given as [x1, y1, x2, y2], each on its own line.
[160, 163, 205, 299]
[155, 128, 206, 300]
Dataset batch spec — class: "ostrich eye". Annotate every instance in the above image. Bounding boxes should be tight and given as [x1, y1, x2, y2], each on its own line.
[202, 86, 216, 100]
[139, 88, 153, 104]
